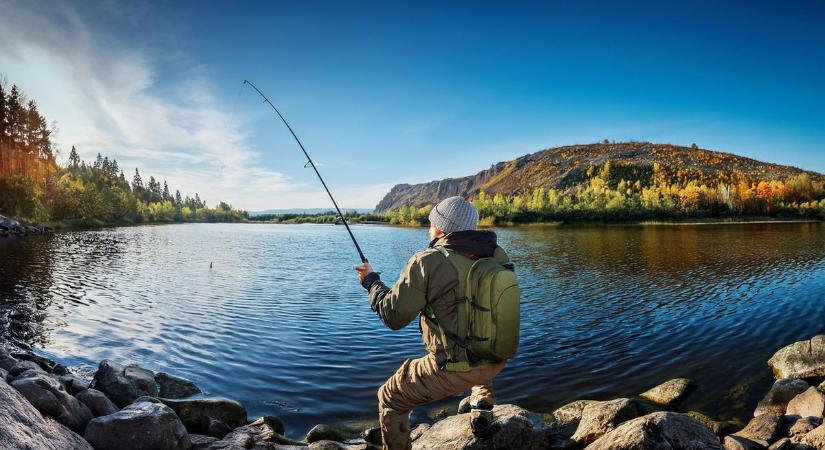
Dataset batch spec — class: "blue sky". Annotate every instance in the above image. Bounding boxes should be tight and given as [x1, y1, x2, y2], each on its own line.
[1, 1, 823, 210]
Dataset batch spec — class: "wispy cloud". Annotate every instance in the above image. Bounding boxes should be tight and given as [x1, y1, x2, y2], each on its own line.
[0, 1, 384, 210]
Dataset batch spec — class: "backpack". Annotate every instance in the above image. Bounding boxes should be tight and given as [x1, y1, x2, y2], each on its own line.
[432, 246, 520, 367]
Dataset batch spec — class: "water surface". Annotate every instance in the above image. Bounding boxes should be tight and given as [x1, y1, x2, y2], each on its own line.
[1, 222, 824, 436]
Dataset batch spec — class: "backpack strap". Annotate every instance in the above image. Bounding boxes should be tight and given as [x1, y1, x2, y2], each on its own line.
[427, 246, 471, 372]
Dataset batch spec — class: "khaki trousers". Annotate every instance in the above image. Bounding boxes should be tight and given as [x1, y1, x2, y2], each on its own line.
[377, 354, 506, 450]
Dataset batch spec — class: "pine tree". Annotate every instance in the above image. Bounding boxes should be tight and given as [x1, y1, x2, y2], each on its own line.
[68, 146, 80, 169]
[175, 190, 182, 206]
[163, 180, 171, 201]
[132, 168, 144, 197]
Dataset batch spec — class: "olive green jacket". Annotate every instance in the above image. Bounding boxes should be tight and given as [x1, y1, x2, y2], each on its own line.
[364, 230, 510, 367]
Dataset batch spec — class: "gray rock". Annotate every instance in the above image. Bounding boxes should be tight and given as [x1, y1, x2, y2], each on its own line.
[201, 416, 232, 439]
[11, 372, 94, 433]
[161, 397, 247, 434]
[156, 372, 202, 398]
[756, 379, 810, 417]
[84, 401, 190, 450]
[788, 416, 821, 443]
[732, 415, 783, 444]
[768, 336, 825, 379]
[0, 367, 6, 380]
[640, 378, 694, 406]
[308, 441, 361, 450]
[723, 435, 769, 450]
[458, 396, 472, 414]
[91, 360, 159, 407]
[363, 426, 382, 446]
[768, 438, 792, 450]
[571, 398, 639, 445]
[76, 388, 119, 417]
[307, 424, 346, 443]
[7, 360, 43, 378]
[553, 400, 598, 426]
[60, 375, 90, 395]
[134, 395, 164, 403]
[410, 423, 430, 442]
[189, 434, 218, 450]
[0, 378, 93, 450]
[787, 387, 825, 418]
[587, 412, 722, 450]
[0, 348, 17, 371]
[801, 423, 825, 448]
[206, 416, 305, 449]
[412, 404, 551, 450]
[686, 411, 744, 437]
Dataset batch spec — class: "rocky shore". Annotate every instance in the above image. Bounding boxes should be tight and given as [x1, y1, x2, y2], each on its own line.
[0, 214, 53, 238]
[4, 335, 825, 449]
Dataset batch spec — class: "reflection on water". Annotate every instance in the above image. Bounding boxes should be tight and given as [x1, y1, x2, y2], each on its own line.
[1, 222, 824, 436]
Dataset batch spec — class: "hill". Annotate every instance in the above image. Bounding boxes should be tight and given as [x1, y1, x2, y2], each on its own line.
[375, 142, 825, 212]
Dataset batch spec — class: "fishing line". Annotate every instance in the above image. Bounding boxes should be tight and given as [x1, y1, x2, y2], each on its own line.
[242, 79, 368, 264]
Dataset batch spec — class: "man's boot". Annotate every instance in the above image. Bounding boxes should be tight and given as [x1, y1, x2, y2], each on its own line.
[469, 399, 494, 437]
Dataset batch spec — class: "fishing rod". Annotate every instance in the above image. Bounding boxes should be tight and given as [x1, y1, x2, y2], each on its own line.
[243, 79, 368, 264]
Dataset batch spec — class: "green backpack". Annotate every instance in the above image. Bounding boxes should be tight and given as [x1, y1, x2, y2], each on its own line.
[433, 246, 520, 368]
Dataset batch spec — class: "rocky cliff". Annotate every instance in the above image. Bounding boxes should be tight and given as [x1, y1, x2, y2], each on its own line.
[374, 142, 825, 212]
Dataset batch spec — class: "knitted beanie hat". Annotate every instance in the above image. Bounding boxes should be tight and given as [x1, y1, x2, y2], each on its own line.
[428, 196, 479, 233]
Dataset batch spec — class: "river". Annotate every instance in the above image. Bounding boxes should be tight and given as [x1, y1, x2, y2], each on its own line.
[1, 222, 824, 437]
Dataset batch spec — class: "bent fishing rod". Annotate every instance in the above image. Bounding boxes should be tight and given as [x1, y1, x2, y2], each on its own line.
[243, 79, 368, 264]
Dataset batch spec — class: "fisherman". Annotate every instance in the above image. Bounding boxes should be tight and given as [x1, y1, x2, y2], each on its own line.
[354, 196, 520, 450]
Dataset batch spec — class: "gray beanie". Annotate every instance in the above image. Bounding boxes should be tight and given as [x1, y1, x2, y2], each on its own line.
[428, 196, 479, 233]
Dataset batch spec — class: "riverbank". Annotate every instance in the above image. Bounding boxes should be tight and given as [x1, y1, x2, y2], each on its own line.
[3, 335, 824, 449]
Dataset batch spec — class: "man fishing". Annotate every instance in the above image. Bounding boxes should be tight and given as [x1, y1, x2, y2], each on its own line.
[355, 196, 520, 450]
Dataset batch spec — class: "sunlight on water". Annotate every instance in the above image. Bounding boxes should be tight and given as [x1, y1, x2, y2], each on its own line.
[1, 222, 824, 436]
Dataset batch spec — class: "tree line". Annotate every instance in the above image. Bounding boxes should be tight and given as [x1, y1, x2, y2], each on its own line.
[384, 161, 825, 225]
[0, 81, 246, 226]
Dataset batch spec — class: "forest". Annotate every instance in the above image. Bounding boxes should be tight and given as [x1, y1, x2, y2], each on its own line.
[0, 82, 246, 227]
[383, 160, 825, 226]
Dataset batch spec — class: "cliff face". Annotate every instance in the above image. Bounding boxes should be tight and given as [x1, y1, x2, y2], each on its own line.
[374, 142, 825, 212]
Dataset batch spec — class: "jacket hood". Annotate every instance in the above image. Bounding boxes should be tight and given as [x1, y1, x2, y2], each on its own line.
[430, 230, 498, 259]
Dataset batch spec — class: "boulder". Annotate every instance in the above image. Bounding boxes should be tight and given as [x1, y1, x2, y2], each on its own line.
[410, 423, 430, 442]
[156, 372, 202, 398]
[363, 426, 382, 446]
[161, 397, 247, 434]
[756, 379, 810, 417]
[190, 434, 219, 450]
[412, 404, 551, 450]
[0, 348, 17, 371]
[686, 411, 744, 437]
[587, 412, 721, 450]
[553, 400, 598, 426]
[571, 398, 639, 445]
[458, 396, 472, 414]
[787, 387, 825, 418]
[788, 416, 821, 443]
[768, 336, 825, 379]
[11, 372, 94, 433]
[91, 360, 159, 407]
[768, 438, 792, 450]
[306, 424, 346, 443]
[201, 417, 233, 439]
[308, 441, 361, 450]
[802, 424, 825, 448]
[732, 415, 783, 444]
[7, 359, 43, 378]
[640, 378, 694, 406]
[76, 388, 119, 417]
[723, 435, 768, 450]
[0, 379, 93, 450]
[84, 401, 190, 450]
[206, 416, 306, 449]
[60, 374, 90, 395]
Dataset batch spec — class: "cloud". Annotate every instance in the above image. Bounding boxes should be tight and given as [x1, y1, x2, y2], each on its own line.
[0, 1, 383, 210]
